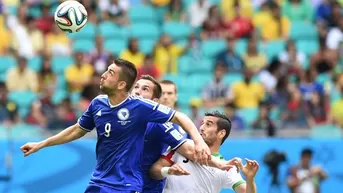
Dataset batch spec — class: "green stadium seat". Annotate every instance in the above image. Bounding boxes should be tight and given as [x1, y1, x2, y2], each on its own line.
[162, 74, 187, 91]
[201, 40, 226, 58]
[296, 40, 319, 56]
[316, 73, 331, 85]
[130, 23, 160, 39]
[139, 38, 156, 54]
[0, 56, 17, 75]
[68, 23, 97, 40]
[28, 56, 42, 72]
[28, 6, 41, 18]
[311, 124, 342, 138]
[72, 39, 95, 53]
[177, 92, 195, 108]
[188, 73, 212, 93]
[290, 21, 318, 40]
[163, 22, 192, 40]
[178, 56, 214, 74]
[71, 92, 81, 105]
[129, 5, 157, 23]
[223, 73, 243, 85]
[56, 74, 67, 90]
[8, 91, 38, 109]
[51, 56, 74, 75]
[98, 22, 125, 39]
[236, 108, 259, 126]
[265, 40, 285, 61]
[234, 39, 247, 56]
[52, 89, 68, 105]
[104, 38, 127, 55]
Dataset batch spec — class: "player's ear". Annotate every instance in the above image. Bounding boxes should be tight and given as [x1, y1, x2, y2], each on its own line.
[218, 129, 226, 139]
[118, 81, 127, 90]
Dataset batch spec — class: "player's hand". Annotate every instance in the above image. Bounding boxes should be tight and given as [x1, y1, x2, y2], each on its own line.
[237, 158, 259, 179]
[20, 142, 43, 157]
[168, 164, 190, 176]
[194, 140, 211, 165]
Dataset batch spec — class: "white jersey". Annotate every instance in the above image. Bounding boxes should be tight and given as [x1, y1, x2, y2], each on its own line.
[162, 145, 245, 193]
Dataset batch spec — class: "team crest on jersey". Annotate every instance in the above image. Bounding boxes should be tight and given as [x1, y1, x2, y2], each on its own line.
[117, 108, 131, 125]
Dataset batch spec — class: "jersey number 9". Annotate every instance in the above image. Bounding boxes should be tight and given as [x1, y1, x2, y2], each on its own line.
[104, 123, 112, 137]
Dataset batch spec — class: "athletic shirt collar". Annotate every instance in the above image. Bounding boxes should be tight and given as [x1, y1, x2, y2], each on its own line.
[212, 153, 224, 160]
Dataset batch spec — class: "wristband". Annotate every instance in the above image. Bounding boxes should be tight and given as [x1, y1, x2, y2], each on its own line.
[161, 167, 171, 178]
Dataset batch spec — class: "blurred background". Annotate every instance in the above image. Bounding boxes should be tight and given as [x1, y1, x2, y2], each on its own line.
[0, 0, 342, 192]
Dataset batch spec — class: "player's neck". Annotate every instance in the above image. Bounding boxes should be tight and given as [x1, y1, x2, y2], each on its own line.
[210, 144, 220, 155]
[108, 92, 129, 106]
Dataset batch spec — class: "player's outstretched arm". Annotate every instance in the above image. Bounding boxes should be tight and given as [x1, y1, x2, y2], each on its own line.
[235, 159, 258, 193]
[171, 111, 211, 163]
[20, 124, 87, 157]
[149, 158, 190, 180]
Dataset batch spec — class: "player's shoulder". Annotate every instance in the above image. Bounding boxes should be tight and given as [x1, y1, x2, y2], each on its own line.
[92, 94, 108, 103]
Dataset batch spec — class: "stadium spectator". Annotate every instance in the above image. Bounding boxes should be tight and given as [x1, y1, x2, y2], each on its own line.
[120, 38, 145, 68]
[86, 36, 111, 75]
[315, 0, 332, 23]
[137, 55, 160, 79]
[326, 15, 343, 58]
[216, 36, 244, 73]
[153, 34, 187, 74]
[224, 103, 245, 130]
[331, 86, 343, 128]
[305, 91, 332, 127]
[65, 52, 94, 93]
[260, 2, 290, 41]
[228, 68, 265, 108]
[259, 59, 281, 94]
[188, 0, 211, 28]
[45, 24, 72, 56]
[201, 5, 226, 39]
[25, 101, 48, 128]
[279, 39, 306, 75]
[48, 98, 77, 130]
[323, 1, 341, 28]
[224, 3, 254, 39]
[99, 0, 129, 25]
[35, 4, 54, 34]
[151, 0, 170, 7]
[220, 0, 253, 21]
[0, 82, 18, 125]
[310, 38, 335, 74]
[38, 56, 56, 93]
[298, 70, 325, 101]
[164, 0, 186, 22]
[6, 56, 39, 92]
[287, 148, 328, 193]
[78, 73, 101, 112]
[0, 14, 11, 56]
[201, 63, 230, 108]
[252, 103, 277, 136]
[282, 0, 313, 22]
[243, 37, 267, 73]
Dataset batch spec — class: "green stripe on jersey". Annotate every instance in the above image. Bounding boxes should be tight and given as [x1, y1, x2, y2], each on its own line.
[212, 153, 224, 160]
[233, 180, 246, 191]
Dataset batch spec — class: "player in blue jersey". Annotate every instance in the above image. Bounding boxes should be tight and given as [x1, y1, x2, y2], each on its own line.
[132, 75, 233, 193]
[20, 58, 211, 193]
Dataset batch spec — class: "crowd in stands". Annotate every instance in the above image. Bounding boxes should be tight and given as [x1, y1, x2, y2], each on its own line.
[0, 0, 343, 137]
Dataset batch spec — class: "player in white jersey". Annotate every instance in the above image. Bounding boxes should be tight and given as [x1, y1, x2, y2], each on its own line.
[149, 111, 259, 193]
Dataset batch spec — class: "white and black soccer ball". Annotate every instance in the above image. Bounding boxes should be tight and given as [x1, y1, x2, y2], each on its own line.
[54, 0, 88, 33]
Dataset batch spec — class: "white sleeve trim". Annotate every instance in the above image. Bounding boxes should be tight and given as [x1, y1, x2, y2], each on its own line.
[77, 120, 92, 132]
[171, 139, 187, 151]
[167, 110, 176, 122]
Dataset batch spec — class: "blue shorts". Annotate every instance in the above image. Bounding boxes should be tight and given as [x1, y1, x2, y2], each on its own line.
[85, 184, 140, 193]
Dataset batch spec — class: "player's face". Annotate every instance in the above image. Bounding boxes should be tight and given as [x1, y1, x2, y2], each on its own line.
[100, 64, 125, 94]
[199, 116, 221, 147]
[160, 84, 177, 108]
[132, 79, 156, 101]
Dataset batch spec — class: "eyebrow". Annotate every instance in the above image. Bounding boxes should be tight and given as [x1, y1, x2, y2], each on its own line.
[206, 120, 213, 124]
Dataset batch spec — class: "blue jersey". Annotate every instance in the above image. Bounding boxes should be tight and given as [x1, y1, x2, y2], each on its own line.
[142, 122, 187, 193]
[78, 95, 176, 192]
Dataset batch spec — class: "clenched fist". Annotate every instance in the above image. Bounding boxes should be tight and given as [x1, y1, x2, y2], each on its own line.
[20, 142, 43, 157]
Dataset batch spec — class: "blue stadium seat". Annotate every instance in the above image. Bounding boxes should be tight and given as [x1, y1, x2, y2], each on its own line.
[162, 74, 187, 91]
[98, 22, 125, 39]
[8, 91, 37, 109]
[163, 22, 192, 40]
[130, 23, 160, 39]
[72, 39, 95, 53]
[178, 56, 214, 74]
[223, 73, 243, 85]
[129, 5, 157, 23]
[68, 23, 97, 40]
[28, 6, 41, 18]
[139, 38, 157, 54]
[56, 74, 68, 90]
[296, 40, 319, 56]
[52, 89, 68, 105]
[201, 40, 226, 58]
[51, 56, 74, 75]
[265, 40, 285, 61]
[311, 124, 342, 138]
[28, 56, 42, 72]
[234, 39, 247, 56]
[70, 92, 81, 105]
[236, 108, 259, 126]
[177, 92, 197, 108]
[316, 73, 331, 85]
[188, 73, 212, 93]
[0, 56, 17, 75]
[104, 38, 127, 55]
[290, 21, 318, 40]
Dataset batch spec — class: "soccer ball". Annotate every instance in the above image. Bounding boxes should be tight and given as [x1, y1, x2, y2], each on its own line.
[54, 0, 88, 33]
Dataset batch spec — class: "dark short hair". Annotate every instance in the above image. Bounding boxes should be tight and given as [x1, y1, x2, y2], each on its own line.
[301, 148, 313, 157]
[204, 111, 231, 145]
[160, 80, 177, 93]
[115, 58, 138, 91]
[140, 75, 162, 99]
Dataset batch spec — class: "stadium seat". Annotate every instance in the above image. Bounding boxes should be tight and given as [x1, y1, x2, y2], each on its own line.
[129, 5, 157, 23]
[139, 38, 157, 54]
[70, 92, 81, 105]
[0, 56, 17, 75]
[72, 39, 95, 53]
[177, 92, 195, 108]
[179, 56, 213, 74]
[163, 22, 192, 41]
[28, 56, 42, 72]
[11, 123, 43, 138]
[56, 74, 68, 90]
[104, 38, 128, 55]
[223, 73, 244, 85]
[296, 40, 319, 56]
[188, 73, 213, 93]
[311, 124, 342, 138]
[316, 73, 331, 85]
[98, 22, 125, 39]
[236, 108, 259, 126]
[8, 91, 38, 109]
[201, 40, 226, 58]
[28, 6, 41, 18]
[130, 23, 160, 39]
[162, 74, 187, 91]
[52, 89, 68, 105]
[234, 39, 247, 56]
[264, 40, 285, 61]
[51, 56, 74, 75]
[290, 21, 318, 40]
[68, 23, 97, 40]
